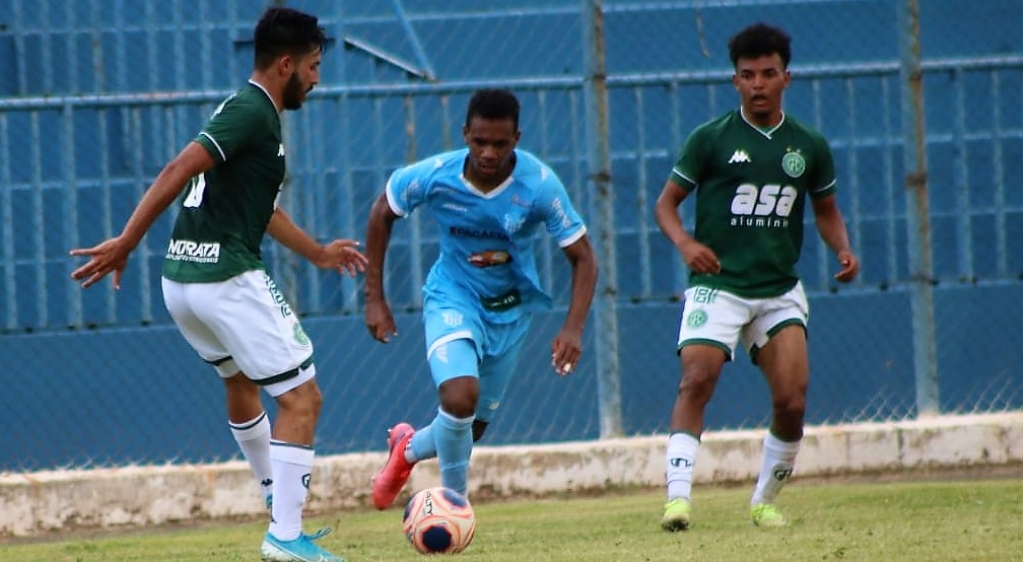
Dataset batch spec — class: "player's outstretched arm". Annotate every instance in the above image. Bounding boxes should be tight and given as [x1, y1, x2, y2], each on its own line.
[363, 192, 400, 343]
[267, 208, 367, 275]
[551, 235, 598, 376]
[69, 142, 214, 289]
[810, 194, 859, 283]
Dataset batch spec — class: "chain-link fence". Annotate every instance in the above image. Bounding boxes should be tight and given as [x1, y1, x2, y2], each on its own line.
[2, 0, 1021, 472]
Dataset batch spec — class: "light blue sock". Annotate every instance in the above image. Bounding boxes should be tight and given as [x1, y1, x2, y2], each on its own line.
[433, 409, 474, 496]
[408, 423, 437, 462]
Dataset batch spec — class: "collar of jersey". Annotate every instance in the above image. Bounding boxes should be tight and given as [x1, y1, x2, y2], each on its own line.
[460, 173, 515, 199]
[739, 106, 785, 139]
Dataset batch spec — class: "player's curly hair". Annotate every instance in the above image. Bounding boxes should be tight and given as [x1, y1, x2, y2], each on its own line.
[465, 89, 520, 130]
[254, 7, 327, 69]
[728, 23, 791, 69]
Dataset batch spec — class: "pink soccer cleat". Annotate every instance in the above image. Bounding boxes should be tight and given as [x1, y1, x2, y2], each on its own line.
[371, 422, 416, 510]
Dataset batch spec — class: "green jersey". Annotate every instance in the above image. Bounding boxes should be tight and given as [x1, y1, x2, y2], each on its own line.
[669, 109, 836, 298]
[162, 81, 286, 283]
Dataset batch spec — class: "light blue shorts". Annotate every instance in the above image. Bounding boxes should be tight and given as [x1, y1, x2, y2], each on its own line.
[423, 297, 531, 423]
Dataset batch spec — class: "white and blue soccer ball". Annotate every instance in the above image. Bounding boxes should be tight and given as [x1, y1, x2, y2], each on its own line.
[402, 486, 476, 554]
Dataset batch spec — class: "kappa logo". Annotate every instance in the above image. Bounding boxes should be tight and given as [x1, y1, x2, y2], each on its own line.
[728, 149, 751, 164]
[277, 143, 285, 157]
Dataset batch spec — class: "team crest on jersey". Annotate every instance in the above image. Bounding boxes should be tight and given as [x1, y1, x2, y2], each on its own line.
[504, 213, 525, 234]
[782, 150, 805, 178]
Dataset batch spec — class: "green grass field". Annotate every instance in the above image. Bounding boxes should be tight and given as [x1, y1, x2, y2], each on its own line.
[4, 478, 1022, 561]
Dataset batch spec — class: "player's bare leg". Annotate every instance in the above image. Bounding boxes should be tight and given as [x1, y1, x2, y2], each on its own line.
[272, 378, 322, 446]
[749, 325, 809, 526]
[672, 345, 728, 434]
[663, 345, 726, 531]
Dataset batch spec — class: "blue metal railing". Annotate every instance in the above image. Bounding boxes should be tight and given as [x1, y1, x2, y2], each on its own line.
[2, 54, 1022, 331]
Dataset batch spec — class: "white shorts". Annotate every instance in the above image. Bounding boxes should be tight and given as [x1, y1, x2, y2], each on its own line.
[162, 270, 315, 397]
[676, 282, 809, 362]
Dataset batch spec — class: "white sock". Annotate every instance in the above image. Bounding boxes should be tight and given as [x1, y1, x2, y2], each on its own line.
[229, 412, 273, 500]
[268, 441, 315, 541]
[751, 432, 800, 506]
[665, 432, 700, 501]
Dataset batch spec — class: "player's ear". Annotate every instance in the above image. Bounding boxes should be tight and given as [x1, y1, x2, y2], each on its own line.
[277, 55, 293, 77]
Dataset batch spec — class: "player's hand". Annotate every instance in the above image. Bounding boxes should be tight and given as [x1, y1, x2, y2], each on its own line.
[69, 236, 134, 289]
[833, 249, 859, 283]
[680, 239, 721, 275]
[315, 239, 368, 276]
[365, 299, 398, 343]
[551, 326, 583, 376]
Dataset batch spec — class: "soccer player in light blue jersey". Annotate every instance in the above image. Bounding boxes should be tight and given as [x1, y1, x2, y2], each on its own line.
[363, 89, 598, 509]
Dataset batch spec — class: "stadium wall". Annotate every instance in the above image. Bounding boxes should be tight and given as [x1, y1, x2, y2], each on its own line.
[2, 0, 1022, 490]
[2, 412, 1021, 538]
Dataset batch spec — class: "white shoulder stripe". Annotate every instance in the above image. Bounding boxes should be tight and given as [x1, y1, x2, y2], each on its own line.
[813, 179, 837, 193]
[199, 132, 226, 161]
[558, 225, 587, 248]
[671, 167, 696, 185]
[384, 179, 408, 218]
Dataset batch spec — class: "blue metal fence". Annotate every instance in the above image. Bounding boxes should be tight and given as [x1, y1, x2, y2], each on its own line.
[2, 0, 1022, 471]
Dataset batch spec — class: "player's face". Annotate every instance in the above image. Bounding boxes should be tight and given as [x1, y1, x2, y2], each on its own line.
[463, 116, 520, 185]
[732, 53, 790, 127]
[282, 48, 321, 110]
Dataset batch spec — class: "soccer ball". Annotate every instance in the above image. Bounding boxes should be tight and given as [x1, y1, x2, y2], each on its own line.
[402, 486, 476, 554]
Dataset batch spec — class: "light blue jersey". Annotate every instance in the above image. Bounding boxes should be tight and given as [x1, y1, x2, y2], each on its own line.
[388, 148, 588, 497]
[386, 148, 587, 325]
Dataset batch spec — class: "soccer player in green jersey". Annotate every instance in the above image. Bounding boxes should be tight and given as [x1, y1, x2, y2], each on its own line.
[654, 22, 860, 531]
[70, 7, 364, 561]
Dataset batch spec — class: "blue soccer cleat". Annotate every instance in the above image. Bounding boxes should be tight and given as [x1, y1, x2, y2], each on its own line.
[260, 528, 344, 562]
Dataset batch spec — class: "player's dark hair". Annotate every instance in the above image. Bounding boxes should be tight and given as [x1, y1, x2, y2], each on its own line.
[465, 89, 520, 130]
[728, 23, 791, 69]
[253, 7, 326, 69]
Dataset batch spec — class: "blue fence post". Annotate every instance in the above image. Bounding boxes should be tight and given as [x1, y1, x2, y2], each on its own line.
[581, 0, 622, 438]
[898, 0, 939, 416]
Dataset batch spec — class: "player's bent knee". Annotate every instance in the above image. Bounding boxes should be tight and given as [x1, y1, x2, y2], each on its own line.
[772, 394, 806, 421]
[678, 367, 720, 397]
[440, 396, 478, 419]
